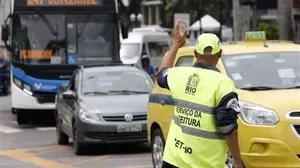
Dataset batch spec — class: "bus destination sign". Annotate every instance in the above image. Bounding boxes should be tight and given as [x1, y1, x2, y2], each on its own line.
[27, 0, 103, 6]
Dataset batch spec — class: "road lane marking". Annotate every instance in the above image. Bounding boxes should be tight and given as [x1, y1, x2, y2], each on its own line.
[0, 124, 22, 133]
[34, 145, 70, 155]
[10, 145, 63, 152]
[0, 149, 74, 168]
[70, 155, 111, 166]
[10, 121, 18, 125]
[36, 127, 56, 131]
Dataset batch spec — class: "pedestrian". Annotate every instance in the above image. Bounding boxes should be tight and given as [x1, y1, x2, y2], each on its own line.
[156, 20, 244, 168]
[0, 54, 9, 95]
[141, 55, 155, 80]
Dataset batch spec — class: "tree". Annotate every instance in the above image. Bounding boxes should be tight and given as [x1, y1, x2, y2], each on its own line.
[278, 0, 293, 40]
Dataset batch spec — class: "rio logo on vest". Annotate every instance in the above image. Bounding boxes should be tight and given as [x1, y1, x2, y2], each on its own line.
[185, 73, 200, 95]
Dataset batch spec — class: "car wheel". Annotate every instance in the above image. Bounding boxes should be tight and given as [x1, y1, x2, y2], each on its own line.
[16, 110, 28, 125]
[72, 123, 86, 155]
[226, 151, 234, 168]
[56, 117, 69, 145]
[151, 128, 165, 168]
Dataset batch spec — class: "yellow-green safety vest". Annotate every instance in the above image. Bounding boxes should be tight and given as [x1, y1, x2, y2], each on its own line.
[163, 66, 236, 168]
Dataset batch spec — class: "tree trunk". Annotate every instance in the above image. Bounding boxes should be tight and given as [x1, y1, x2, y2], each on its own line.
[278, 0, 293, 40]
[233, 0, 251, 41]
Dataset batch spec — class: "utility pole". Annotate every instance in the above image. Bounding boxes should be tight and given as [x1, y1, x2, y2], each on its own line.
[219, 0, 223, 40]
[197, 0, 203, 34]
[252, 0, 258, 31]
[278, 0, 293, 40]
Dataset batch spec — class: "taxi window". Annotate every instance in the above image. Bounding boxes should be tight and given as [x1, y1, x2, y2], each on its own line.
[175, 56, 194, 67]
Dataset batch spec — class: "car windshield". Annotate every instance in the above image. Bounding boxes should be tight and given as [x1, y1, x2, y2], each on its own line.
[222, 52, 300, 89]
[11, 13, 118, 65]
[120, 43, 140, 58]
[81, 71, 152, 95]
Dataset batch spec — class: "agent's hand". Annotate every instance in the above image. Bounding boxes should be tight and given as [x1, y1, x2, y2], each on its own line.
[173, 20, 188, 48]
[234, 162, 244, 168]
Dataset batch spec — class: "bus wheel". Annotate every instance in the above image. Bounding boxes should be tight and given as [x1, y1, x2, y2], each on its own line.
[17, 110, 28, 125]
[11, 108, 16, 115]
[151, 128, 165, 168]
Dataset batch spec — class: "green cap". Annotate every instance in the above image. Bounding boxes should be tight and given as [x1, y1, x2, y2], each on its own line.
[195, 33, 221, 55]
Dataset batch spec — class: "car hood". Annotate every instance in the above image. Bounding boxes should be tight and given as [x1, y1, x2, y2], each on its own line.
[79, 94, 149, 115]
[237, 89, 300, 118]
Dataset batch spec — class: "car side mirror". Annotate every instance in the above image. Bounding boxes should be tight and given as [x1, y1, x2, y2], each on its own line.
[1, 24, 10, 42]
[62, 90, 75, 99]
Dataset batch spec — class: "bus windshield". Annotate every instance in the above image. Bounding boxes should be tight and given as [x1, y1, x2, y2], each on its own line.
[11, 13, 118, 65]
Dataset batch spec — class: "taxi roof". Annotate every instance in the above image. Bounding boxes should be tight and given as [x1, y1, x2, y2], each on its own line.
[179, 40, 300, 56]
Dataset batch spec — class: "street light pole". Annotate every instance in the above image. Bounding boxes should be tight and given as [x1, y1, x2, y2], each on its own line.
[198, 0, 203, 34]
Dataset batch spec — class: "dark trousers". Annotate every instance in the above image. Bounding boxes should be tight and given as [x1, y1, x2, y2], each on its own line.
[162, 161, 178, 168]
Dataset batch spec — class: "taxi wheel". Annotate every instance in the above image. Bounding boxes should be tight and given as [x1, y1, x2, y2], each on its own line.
[151, 128, 165, 168]
[56, 117, 69, 145]
[72, 123, 86, 155]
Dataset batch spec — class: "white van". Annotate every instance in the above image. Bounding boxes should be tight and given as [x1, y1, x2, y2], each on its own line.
[120, 28, 171, 70]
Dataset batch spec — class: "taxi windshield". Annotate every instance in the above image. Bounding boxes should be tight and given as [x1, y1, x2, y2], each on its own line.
[222, 52, 300, 89]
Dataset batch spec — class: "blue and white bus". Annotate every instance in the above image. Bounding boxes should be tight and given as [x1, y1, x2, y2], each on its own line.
[1, 0, 129, 125]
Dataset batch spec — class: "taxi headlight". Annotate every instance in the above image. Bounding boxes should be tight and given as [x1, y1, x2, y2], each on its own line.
[239, 101, 279, 125]
[79, 109, 102, 125]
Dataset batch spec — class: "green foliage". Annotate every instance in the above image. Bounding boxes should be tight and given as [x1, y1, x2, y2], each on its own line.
[258, 22, 279, 40]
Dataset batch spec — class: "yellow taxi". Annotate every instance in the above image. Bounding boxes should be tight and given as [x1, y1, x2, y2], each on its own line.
[147, 32, 300, 168]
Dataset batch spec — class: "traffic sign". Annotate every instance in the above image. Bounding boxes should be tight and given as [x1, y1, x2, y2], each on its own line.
[67, 55, 77, 64]
[244, 31, 266, 41]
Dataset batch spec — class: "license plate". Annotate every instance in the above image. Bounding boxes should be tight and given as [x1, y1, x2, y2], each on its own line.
[117, 124, 142, 133]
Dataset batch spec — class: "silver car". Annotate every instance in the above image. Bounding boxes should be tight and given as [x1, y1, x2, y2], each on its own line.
[55, 64, 154, 155]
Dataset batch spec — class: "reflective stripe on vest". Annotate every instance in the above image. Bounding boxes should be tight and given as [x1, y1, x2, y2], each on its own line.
[173, 115, 225, 139]
[163, 67, 235, 168]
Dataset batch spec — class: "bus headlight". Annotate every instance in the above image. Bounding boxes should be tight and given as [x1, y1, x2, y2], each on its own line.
[239, 101, 279, 125]
[79, 109, 102, 125]
[13, 77, 33, 95]
[13, 78, 22, 88]
[23, 83, 32, 92]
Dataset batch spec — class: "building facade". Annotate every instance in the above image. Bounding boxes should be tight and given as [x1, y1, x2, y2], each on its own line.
[141, 0, 163, 25]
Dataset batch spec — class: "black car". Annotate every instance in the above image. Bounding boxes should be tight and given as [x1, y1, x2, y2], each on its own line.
[55, 64, 154, 155]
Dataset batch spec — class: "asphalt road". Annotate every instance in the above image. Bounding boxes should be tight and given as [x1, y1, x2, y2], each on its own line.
[0, 95, 152, 168]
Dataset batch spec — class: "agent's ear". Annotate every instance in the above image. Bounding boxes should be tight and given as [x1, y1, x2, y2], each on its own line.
[194, 50, 199, 58]
[218, 49, 223, 58]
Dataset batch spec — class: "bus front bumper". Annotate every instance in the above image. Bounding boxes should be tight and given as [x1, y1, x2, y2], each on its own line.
[11, 83, 55, 110]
